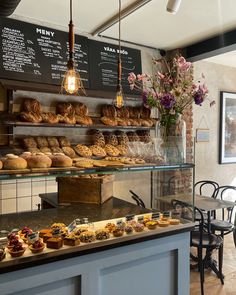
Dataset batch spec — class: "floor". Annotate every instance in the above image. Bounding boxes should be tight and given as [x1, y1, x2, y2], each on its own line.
[190, 234, 236, 295]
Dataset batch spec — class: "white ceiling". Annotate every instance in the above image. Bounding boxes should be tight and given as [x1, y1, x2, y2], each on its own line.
[11, 0, 236, 51]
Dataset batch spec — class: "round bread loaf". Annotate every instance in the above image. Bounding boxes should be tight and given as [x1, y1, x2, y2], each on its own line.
[56, 102, 75, 116]
[51, 154, 73, 167]
[22, 98, 42, 113]
[41, 112, 59, 124]
[20, 111, 42, 123]
[27, 154, 52, 168]
[73, 102, 88, 116]
[20, 152, 32, 159]
[0, 160, 2, 170]
[3, 155, 27, 170]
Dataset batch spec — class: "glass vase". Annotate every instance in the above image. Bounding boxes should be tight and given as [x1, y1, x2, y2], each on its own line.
[156, 114, 186, 164]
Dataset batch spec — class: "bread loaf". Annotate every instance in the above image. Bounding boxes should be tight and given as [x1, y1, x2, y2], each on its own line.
[56, 102, 75, 116]
[73, 102, 88, 116]
[58, 137, 71, 147]
[27, 154, 52, 168]
[22, 98, 42, 113]
[100, 116, 117, 126]
[41, 113, 59, 124]
[22, 137, 37, 148]
[35, 137, 48, 148]
[3, 155, 27, 170]
[47, 137, 59, 147]
[20, 112, 42, 123]
[51, 154, 73, 167]
[75, 115, 93, 125]
[102, 105, 117, 117]
[62, 146, 76, 158]
[74, 144, 92, 158]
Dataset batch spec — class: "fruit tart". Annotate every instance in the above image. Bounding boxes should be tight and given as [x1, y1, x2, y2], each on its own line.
[8, 241, 26, 257]
[18, 226, 33, 242]
[29, 240, 45, 254]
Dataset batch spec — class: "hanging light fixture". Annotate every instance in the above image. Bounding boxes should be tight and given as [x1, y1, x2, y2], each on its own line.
[61, 0, 85, 95]
[113, 0, 125, 108]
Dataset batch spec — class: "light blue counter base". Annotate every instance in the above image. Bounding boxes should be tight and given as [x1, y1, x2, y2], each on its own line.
[0, 232, 190, 295]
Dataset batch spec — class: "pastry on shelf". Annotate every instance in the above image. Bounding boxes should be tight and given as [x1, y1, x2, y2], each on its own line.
[146, 221, 158, 230]
[124, 225, 133, 234]
[137, 130, 151, 143]
[51, 147, 64, 154]
[116, 118, 129, 126]
[28, 147, 41, 154]
[133, 158, 146, 164]
[20, 111, 42, 123]
[47, 137, 59, 147]
[51, 154, 73, 167]
[73, 226, 89, 236]
[129, 118, 141, 127]
[39, 229, 52, 238]
[74, 160, 94, 168]
[22, 98, 42, 113]
[58, 136, 71, 147]
[93, 130, 105, 147]
[104, 144, 120, 157]
[42, 233, 53, 243]
[46, 237, 63, 249]
[95, 229, 110, 240]
[116, 106, 129, 118]
[18, 226, 33, 241]
[158, 220, 170, 227]
[40, 147, 52, 154]
[64, 233, 80, 246]
[74, 144, 92, 158]
[41, 112, 59, 124]
[0, 160, 2, 170]
[79, 231, 95, 243]
[29, 240, 45, 253]
[22, 137, 37, 148]
[89, 145, 106, 157]
[27, 154, 52, 168]
[127, 131, 140, 142]
[35, 136, 48, 148]
[58, 114, 76, 125]
[56, 102, 75, 116]
[7, 233, 20, 250]
[139, 119, 153, 127]
[133, 223, 145, 232]
[73, 102, 88, 116]
[51, 223, 66, 229]
[62, 146, 76, 158]
[112, 226, 124, 237]
[0, 247, 6, 261]
[8, 241, 26, 257]
[100, 116, 117, 126]
[104, 132, 118, 146]
[140, 106, 151, 119]
[75, 115, 93, 125]
[169, 219, 180, 225]
[116, 145, 128, 156]
[102, 105, 117, 118]
[116, 131, 129, 145]
[20, 152, 33, 159]
[3, 155, 27, 170]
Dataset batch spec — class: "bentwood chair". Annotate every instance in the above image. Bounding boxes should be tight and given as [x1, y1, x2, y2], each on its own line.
[211, 185, 236, 247]
[129, 190, 146, 208]
[194, 180, 220, 198]
[191, 207, 224, 295]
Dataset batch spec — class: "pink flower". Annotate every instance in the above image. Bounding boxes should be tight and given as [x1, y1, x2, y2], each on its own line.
[157, 71, 165, 79]
[177, 56, 192, 71]
[137, 74, 148, 81]
[128, 72, 136, 84]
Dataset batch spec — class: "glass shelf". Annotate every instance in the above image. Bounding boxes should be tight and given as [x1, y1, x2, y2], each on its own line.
[0, 163, 194, 181]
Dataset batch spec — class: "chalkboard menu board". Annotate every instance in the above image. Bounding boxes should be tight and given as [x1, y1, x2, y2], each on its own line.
[89, 40, 141, 94]
[0, 18, 89, 88]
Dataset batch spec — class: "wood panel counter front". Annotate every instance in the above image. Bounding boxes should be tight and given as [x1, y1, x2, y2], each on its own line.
[0, 197, 194, 295]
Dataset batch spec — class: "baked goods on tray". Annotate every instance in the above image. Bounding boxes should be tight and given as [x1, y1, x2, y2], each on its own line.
[64, 234, 80, 246]
[74, 144, 92, 158]
[40, 147, 52, 154]
[127, 131, 140, 142]
[22, 137, 37, 148]
[104, 144, 120, 157]
[75, 115, 93, 125]
[58, 114, 76, 125]
[62, 146, 76, 158]
[95, 229, 110, 240]
[56, 102, 75, 116]
[0, 160, 3, 170]
[29, 240, 45, 253]
[93, 130, 105, 147]
[116, 131, 129, 145]
[46, 237, 63, 249]
[27, 154, 52, 168]
[116, 145, 128, 156]
[51, 154, 73, 167]
[51, 147, 63, 154]
[47, 137, 59, 147]
[89, 145, 106, 157]
[104, 132, 118, 146]
[100, 116, 117, 126]
[22, 98, 42, 113]
[41, 112, 59, 124]
[58, 136, 71, 147]
[20, 111, 42, 123]
[73, 102, 88, 116]
[3, 154, 27, 170]
[79, 231, 95, 243]
[35, 136, 48, 148]
[102, 105, 117, 118]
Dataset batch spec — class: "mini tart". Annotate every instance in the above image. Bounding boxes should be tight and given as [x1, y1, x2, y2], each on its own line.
[158, 220, 170, 227]
[112, 227, 124, 237]
[79, 231, 95, 243]
[8, 246, 26, 257]
[95, 229, 110, 240]
[133, 223, 145, 232]
[146, 221, 158, 230]
[124, 225, 133, 234]
[105, 223, 116, 233]
[29, 243, 45, 254]
[169, 219, 180, 225]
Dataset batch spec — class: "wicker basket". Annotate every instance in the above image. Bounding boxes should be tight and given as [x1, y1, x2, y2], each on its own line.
[57, 175, 114, 204]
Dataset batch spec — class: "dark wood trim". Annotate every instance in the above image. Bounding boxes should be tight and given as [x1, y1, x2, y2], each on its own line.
[184, 28, 236, 61]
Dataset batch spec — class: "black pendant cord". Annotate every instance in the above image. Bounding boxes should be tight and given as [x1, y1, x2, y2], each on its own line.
[117, 0, 122, 89]
[70, 0, 72, 22]
[68, 0, 74, 63]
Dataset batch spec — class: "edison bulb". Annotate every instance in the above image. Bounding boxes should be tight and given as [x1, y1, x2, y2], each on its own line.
[114, 90, 124, 108]
[63, 69, 79, 94]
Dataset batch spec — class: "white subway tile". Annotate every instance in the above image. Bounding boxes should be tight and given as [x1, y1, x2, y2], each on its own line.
[32, 181, 46, 195]
[17, 182, 31, 198]
[2, 198, 16, 214]
[17, 197, 31, 212]
[1, 183, 16, 199]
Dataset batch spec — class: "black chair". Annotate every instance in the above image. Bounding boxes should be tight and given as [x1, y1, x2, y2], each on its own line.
[191, 207, 224, 295]
[129, 190, 146, 208]
[211, 185, 236, 247]
[194, 180, 219, 198]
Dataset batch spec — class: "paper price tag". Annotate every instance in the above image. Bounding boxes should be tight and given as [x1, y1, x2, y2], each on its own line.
[163, 211, 171, 218]
[27, 232, 39, 244]
[52, 228, 61, 237]
[152, 212, 160, 220]
[67, 220, 76, 233]
[137, 216, 144, 223]
[116, 219, 123, 226]
[125, 214, 135, 221]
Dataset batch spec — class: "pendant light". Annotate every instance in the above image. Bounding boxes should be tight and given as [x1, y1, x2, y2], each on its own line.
[61, 0, 85, 95]
[113, 0, 124, 108]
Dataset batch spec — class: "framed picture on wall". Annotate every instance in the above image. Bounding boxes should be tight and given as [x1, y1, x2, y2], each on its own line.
[219, 91, 236, 164]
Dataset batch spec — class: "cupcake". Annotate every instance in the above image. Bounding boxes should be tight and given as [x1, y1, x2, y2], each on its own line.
[105, 223, 116, 233]
[112, 226, 124, 237]
[95, 229, 110, 240]
[79, 231, 95, 243]
[124, 225, 133, 234]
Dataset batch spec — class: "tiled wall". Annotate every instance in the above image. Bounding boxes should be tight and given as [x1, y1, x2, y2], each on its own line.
[0, 177, 57, 214]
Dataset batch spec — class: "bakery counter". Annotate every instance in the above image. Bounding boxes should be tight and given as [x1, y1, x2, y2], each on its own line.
[0, 197, 194, 295]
